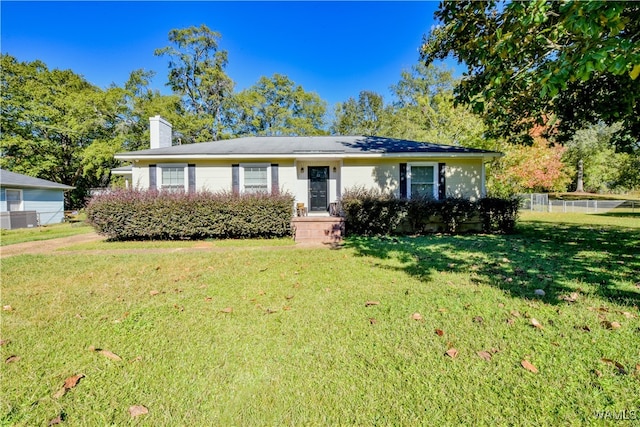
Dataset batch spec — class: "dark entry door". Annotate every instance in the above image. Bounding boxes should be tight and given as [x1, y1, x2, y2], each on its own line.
[308, 166, 329, 212]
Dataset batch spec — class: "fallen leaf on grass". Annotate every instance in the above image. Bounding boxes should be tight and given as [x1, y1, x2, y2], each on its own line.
[434, 329, 444, 336]
[174, 304, 184, 312]
[54, 374, 84, 399]
[149, 290, 160, 296]
[621, 311, 636, 319]
[5, 355, 20, 364]
[445, 348, 459, 358]
[2, 305, 13, 311]
[369, 318, 377, 325]
[477, 351, 492, 361]
[0, 339, 9, 346]
[510, 310, 521, 317]
[221, 307, 233, 313]
[99, 350, 122, 361]
[530, 318, 543, 329]
[506, 318, 515, 325]
[204, 297, 213, 302]
[473, 316, 484, 324]
[89, 346, 122, 361]
[129, 405, 149, 418]
[437, 308, 448, 313]
[48, 415, 64, 425]
[560, 292, 579, 303]
[575, 325, 591, 332]
[601, 358, 627, 374]
[282, 306, 291, 311]
[411, 313, 423, 321]
[365, 301, 380, 307]
[285, 295, 294, 300]
[601, 320, 621, 330]
[521, 360, 538, 373]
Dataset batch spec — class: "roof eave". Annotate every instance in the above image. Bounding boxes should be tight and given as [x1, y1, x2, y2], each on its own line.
[115, 152, 502, 161]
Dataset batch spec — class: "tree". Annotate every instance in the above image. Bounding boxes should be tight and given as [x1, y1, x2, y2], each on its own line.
[332, 91, 389, 136]
[563, 122, 633, 193]
[389, 63, 493, 149]
[155, 24, 234, 141]
[225, 74, 327, 136]
[490, 137, 571, 195]
[0, 54, 126, 207]
[421, 1, 640, 146]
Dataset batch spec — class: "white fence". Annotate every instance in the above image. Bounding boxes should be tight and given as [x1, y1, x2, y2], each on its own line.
[519, 194, 638, 213]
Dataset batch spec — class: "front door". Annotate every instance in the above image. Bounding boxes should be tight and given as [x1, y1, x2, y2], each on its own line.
[308, 166, 329, 212]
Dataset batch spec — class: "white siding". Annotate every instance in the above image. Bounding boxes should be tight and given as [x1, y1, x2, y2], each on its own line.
[445, 159, 483, 200]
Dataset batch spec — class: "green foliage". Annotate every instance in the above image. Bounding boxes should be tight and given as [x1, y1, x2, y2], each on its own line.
[422, 1, 640, 145]
[563, 122, 639, 193]
[340, 187, 405, 236]
[86, 189, 295, 240]
[155, 24, 234, 141]
[332, 91, 391, 136]
[0, 54, 127, 207]
[224, 74, 327, 136]
[477, 197, 520, 234]
[340, 187, 518, 235]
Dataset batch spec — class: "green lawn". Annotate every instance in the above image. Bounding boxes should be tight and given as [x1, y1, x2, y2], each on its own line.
[0, 222, 93, 246]
[1, 212, 639, 425]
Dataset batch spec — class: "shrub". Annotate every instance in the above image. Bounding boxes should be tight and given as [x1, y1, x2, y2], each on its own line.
[478, 197, 520, 234]
[340, 187, 519, 236]
[437, 197, 477, 234]
[341, 187, 405, 236]
[86, 189, 295, 240]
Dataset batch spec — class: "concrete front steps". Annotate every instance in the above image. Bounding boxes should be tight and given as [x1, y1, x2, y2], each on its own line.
[292, 216, 344, 244]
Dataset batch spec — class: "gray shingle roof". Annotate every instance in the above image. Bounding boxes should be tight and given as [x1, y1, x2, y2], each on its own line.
[115, 135, 501, 159]
[0, 168, 74, 190]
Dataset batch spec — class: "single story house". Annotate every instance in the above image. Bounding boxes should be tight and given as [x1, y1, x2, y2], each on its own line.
[0, 168, 74, 229]
[114, 117, 501, 216]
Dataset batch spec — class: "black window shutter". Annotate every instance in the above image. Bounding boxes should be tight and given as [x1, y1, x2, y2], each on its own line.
[399, 163, 407, 198]
[232, 164, 240, 194]
[149, 164, 157, 189]
[271, 164, 279, 194]
[188, 164, 196, 193]
[438, 162, 446, 200]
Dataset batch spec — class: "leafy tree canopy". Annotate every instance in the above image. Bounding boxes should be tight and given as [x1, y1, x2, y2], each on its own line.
[421, 1, 640, 149]
[0, 54, 126, 207]
[155, 24, 234, 141]
[224, 73, 327, 136]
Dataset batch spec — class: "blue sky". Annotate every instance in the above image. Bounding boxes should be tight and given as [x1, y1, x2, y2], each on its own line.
[2, 1, 456, 108]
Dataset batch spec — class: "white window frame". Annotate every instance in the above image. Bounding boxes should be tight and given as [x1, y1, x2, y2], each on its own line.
[408, 162, 438, 199]
[158, 164, 187, 191]
[240, 163, 271, 194]
[5, 189, 23, 211]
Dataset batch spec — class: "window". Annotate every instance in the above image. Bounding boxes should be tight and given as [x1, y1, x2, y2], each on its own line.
[241, 164, 270, 193]
[6, 189, 22, 211]
[160, 166, 185, 191]
[408, 164, 437, 199]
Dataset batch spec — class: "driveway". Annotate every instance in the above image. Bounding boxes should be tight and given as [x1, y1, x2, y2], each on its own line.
[0, 232, 104, 258]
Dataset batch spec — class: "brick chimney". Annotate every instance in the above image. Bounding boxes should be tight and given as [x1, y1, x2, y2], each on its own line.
[149, 116, 172, 149]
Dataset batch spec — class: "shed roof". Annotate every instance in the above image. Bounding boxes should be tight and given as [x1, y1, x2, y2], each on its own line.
[0, 168, 74, 190]
[115, 135, 501, 161]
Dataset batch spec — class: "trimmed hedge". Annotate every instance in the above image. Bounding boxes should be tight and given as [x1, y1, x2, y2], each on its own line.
[86, 189, 295, 240]
[341, 187, 520, 236]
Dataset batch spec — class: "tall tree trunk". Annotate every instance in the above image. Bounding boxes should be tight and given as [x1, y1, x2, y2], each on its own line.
[575, 158, 584, 192]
